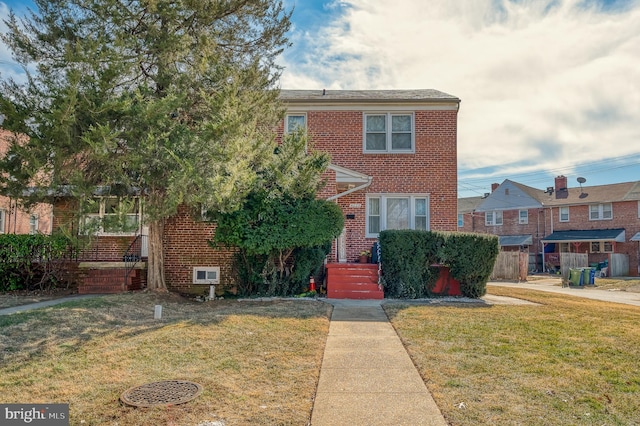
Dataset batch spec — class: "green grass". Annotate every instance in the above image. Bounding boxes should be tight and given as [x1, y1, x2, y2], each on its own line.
[384, 287, 640, 425]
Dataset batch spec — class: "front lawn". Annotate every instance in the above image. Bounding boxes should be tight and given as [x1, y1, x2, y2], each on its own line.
[0, 293, 331, 425]
[384, 287, 640, 425]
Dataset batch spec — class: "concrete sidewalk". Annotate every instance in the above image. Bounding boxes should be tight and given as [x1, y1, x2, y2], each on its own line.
[311, 299, 447, 426]
[0, 294, 100, 315]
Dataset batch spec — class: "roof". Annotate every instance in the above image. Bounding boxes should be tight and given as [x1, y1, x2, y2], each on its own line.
[457, 196, 484, 214]
[631, 232, 640, 242]
[280, 89, 460, 104]
[542, 229, 626, 243]
[537, 181, 640, 206]
[499, 235, 533, 246]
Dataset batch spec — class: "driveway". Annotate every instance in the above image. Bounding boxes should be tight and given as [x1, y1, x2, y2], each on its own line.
[489, 279, 640, 308]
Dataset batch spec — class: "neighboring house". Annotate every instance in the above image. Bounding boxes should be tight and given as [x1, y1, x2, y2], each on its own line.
[49, 89, 462, 294]
[0, 129, 53, 235]
[460, 176, 640, 276]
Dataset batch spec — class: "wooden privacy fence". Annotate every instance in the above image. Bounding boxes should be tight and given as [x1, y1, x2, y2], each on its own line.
[609, 253, 629, 277]
[491, 252, 528, 281]
[560, 253, 588, 280]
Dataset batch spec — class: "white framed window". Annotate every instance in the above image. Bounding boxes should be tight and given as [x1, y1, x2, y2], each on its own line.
[193, 266, 220, 284]
[364, 113, 414, 153]
[366, 194, 429, 237]
[29, 214, 39, 235]
[518, 210, 528, 224]
[82, 197, 141, 235]
[0, 209, 5, 234]
[590, 241, 613, 253]
[285, 113, 306, 133]
[589, 203, 612, 220]
[485, 211, 503, 226]
[458, 213, 464, 228]
[559, 207, 569, 222]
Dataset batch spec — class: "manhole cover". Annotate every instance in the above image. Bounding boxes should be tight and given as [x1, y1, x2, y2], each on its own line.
[120, 380, 203, 407]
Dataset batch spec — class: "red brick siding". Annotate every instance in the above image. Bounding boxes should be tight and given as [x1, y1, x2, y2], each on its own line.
[163, 204, 238, 294]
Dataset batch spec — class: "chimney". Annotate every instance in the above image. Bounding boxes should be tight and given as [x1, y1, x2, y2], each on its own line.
[491, 183, 500, 192]
[555, 175, 568, 199]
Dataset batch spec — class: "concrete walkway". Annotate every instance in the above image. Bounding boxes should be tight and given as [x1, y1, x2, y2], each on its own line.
[0, 294, 100, 315]
[489, 279, 640, 307]
[311, 299, 447, 426]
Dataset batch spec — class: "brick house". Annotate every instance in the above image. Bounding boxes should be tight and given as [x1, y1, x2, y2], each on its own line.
[0, 129, 52, 235]
[50, 89, 462, 295]
[459, 176, 640, 276]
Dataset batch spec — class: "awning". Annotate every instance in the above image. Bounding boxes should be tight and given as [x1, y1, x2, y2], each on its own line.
[542, 229, 626, 244]
[499, 235, 533, 246]
[631, 232, 640, 242]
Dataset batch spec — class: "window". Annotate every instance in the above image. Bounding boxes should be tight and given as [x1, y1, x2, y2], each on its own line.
[518, 210, 528, 224]
[364, 113, 414, 153]
[458, 213, 464, 228]
[82, 197, 140, 234]
[285, 114, 306, 133]
[589, 203, 612, 220]
[366, 194, 429, 237]
[485, 211, 503, 226]
[0, 209, 5, 234]
[192, 267, 220, 284]
[559, 207, 569, 222]
[638, 201, 640, 218]
[591, 242, 613, 253]
[29, 215, 39, 235]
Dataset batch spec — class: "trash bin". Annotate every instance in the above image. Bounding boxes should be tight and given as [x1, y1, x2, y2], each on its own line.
[582, 268, 593, 286]
[589, 268, 596, 285]
[569, 268, 582, 286]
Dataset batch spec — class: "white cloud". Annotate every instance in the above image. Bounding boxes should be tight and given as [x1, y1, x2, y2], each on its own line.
[281, 0, 640, 191]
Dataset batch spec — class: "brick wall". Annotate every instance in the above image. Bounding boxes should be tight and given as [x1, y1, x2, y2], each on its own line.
[460, 201, 640, 276]
[163, 204, 238, 294]
[302, 109, 458, 261]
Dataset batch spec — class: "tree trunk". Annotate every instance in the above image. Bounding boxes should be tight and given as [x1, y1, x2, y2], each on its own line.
[147, 218, 167, 291]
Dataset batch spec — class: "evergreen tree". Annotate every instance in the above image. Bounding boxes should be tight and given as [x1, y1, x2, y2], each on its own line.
[0, 0, 292, 290]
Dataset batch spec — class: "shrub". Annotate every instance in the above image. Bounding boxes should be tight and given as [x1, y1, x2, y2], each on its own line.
[379, 230, 499, 298]
[0, 234, 73, 291]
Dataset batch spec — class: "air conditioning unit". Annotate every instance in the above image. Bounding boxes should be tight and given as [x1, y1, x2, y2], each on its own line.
[192, 267, 220, 285]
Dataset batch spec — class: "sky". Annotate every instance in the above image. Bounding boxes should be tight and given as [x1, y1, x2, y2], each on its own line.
[1, 0, 639, 198]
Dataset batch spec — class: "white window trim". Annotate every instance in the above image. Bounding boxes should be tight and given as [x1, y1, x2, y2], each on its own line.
[559, 207, 570, 222]
[363, 112, 415, 153]
[29, 214, 39, 235]
[589, 203, 613, 221]
[0, 209, 5, 234]
[83, 197, 142, 236]
[285, 113, 307, 134]
[366, 194, 430, 237]
[518, 210, 528, 225]
[590, 241, 614, 254]
[485, 210, 503, 226]
[458, 213, 464, 228]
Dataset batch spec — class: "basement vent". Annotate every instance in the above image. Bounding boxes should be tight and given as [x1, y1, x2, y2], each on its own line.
[192, 267, 220, 285]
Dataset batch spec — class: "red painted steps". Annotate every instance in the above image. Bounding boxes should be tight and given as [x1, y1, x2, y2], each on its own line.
[326, 263, 383, 299]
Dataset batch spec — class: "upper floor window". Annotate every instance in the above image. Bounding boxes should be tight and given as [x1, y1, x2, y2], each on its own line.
[366, 194, 429, 237]
[485, 210, 503, 226]
[559, 207, 569, 222]
[518, 210, 528, 224]
[589, 203, 612, 220]
[0, 209, 5, 234]
[285, 114, 306, 133]
[458, 213, 464, 228]
[82, 197, 140, 235]
[364, 113, 414, 153]
[29, 215, 39, 235]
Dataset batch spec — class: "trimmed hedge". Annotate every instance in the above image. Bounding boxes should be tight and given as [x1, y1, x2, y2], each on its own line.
[0, 234, 73, 291]
[379, 230, 499, 298]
